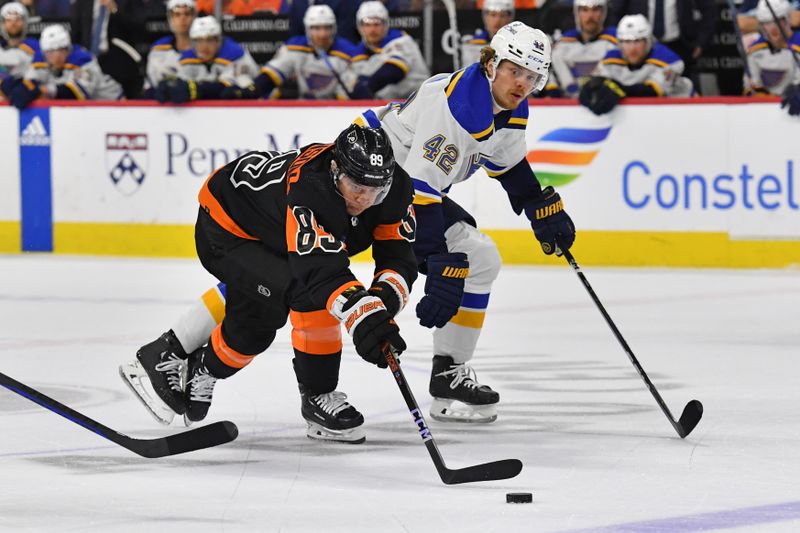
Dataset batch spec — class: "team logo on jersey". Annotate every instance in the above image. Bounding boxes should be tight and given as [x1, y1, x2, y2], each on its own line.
[526, 126, 612, 187]
[106, 133, 148, 196]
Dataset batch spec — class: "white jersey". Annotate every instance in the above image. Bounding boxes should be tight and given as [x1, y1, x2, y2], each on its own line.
[595, 43, 694, 97]
[551, 28, 617, 97]
[25, 45, 123, 100]
[261, 35, 358, 100]
[459, 28, 489, 70]
[351, 29, 429, 100]
[0, 37, 38, 81]
[744, 33, 800, 95]
[145, 35, 183, 91]
[177, 37, 259, 88]
[355, 63, 529, 201]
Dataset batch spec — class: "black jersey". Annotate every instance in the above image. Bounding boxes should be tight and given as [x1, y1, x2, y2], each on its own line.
[199, 143, 417, 311]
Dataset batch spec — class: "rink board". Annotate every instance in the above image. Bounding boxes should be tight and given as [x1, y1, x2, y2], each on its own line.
[2, 100, 799, 266]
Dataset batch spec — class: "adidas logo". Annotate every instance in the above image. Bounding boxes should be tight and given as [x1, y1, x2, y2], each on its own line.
[20, 116, 50, 146]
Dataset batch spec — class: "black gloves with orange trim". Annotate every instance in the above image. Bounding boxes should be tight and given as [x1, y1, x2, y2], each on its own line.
[332, 288, 405, 368]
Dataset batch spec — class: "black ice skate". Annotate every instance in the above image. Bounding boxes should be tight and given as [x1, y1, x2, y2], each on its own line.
[184, 351, 218, 425]
[119, 330, 188, 425]
[429, 355, 499, 423]
[300, 386, 365, 444]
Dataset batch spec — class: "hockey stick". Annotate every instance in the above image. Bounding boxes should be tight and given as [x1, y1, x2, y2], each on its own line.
[382, 345, 523, 485]
[764, 0, 800, 70]
[0, 371, 238, 458]
[556, 242, 703, 439]
[725, 0, 754, 80]
[315, 47, 356, 100]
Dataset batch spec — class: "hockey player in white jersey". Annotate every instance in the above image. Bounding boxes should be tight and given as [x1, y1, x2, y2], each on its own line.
[460, 0, 514, 68]
[349, 1, 428, 100]
[143, 0, 196, 99]
[744, 0, 800, 115]
[0, 2, 39, 100]
[579, 14, 693, 115]
[248, 4, 359, 100]
[550, 0, 617, 98]
[7, 24, 122, 109]
[156, 16, 259, 103]
[352, 22, 575, 423]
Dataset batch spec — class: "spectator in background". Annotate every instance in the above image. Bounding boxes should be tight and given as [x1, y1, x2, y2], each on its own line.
[579, 14, 693, 115]
[608, 0, 717, 85]
[143, 0, 195, 98]
[247, 4, 359, 100]
[3, 0, 72, 18]
[737, 0, 799, 37]
[350, 1, 428, 99]
[743, 0, 800, 115]
[1, 2, 39, 100]
[460, 0, 514, 68]
[290, 0, 361, 44]
[70, 0, 145, 99]
[7, 23, 123, 108]
[196, 0, 286, 16]
[548, 0, 617, 98]
[155, 16, 259, 103]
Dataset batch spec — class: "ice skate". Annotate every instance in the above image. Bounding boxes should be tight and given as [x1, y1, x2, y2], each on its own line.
[429, 355, 499, 423]
[301, 387, 365, 444]
[184, 350, 218, 425]
[119, 330, 188, 425]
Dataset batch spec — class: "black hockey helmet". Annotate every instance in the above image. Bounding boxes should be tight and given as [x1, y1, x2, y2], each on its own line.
[333, 123, 395, 192]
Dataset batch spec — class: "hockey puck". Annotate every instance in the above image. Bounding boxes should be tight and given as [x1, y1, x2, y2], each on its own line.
[506, 492, 533, 504]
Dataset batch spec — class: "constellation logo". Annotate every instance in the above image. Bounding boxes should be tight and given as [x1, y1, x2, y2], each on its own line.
[526, 126, 612, 187]
[106, 133, 148, 196]
[20, 116, 50, 146]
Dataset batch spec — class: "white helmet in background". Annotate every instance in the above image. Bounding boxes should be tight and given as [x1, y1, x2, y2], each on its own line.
[40, 24, 72, 52]
[482, 0, 515, 16]
[1, 2, 28, 41]
[167, 0, 195, 12]
[573, 0, 607, 33]
[617, 14, 653, 51]
[356, 1, 389, 24]
[189, 16, 222, 39]
[489, 21, 551, 92]
[304, 4, 337, 33]
[755, 0, 791, 23]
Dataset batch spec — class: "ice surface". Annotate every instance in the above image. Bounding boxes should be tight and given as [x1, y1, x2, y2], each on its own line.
[1, 255, 798, 532]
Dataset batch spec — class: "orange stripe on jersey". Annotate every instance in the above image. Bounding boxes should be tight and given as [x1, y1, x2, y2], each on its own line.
[286, 144, 332, 192]
[373, 220, 405, 240]
[198, 168, 258, 241]
[326, 280, 364, 313]
[211, 324, 257, 369]
[289, 309, 342, 355]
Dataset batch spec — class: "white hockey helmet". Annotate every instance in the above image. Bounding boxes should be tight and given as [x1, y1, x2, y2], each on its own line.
[304, 4, 337, 31]
[189, 16, 222, 39]
[617, 14, 653, 51]
[1, 1, 28, 41]
[356, 1, 389, 24]
[167, 0, 195, 13]
[40, 24, 72, 52]
[755, 0, 791, 23]
[489, 22, 551, 92]
[483, 0, 515, 16]
[573, 0, 608, 32]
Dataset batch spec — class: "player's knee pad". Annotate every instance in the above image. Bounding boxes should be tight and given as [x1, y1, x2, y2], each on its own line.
[289, 309, 343, 355]
[219, 320, 276, 358]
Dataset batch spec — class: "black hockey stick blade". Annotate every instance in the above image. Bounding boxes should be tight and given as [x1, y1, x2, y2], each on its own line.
[676, 400, 703, 438]
[0, 371, 238, 458]
[440, 458, 524, 485]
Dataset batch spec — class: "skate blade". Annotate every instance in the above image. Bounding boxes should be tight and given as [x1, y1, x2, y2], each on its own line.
[306, 421, 366, 444]
[429, 398, 498, 423]
[119, 361, 176, 426]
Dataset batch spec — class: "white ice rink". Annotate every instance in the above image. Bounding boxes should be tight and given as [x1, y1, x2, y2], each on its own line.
[1, 254, 798, 532]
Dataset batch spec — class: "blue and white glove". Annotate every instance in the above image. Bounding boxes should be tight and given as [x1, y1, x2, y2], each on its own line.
[416, 252, 469, 328]
[781, 84, 800, 117]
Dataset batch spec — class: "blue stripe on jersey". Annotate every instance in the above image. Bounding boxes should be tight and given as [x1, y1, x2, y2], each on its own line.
[540, 127, 612, 143]
[217, 282, 227, 299]
[362, 109, 382, 128]
[412, 178, 441, 197]
[461, 292, 490, 310]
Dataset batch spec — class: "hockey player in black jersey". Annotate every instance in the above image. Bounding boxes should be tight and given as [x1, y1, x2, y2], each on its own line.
[121, 125, 417, 443]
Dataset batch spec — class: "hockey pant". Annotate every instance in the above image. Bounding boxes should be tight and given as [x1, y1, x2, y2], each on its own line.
[194, 208, 342, 394]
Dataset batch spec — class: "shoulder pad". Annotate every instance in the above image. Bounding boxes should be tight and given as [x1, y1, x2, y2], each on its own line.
[217, 37, 245, 61]
[67, 46, 94, 67]
[648, 43, 681, 64]
[444, 64, 496, 141]
[331, 37, 359, 59]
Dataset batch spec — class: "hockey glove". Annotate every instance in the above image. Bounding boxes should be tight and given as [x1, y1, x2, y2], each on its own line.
[169, 79, 198, 104]
[1, 76, 21, 99]
[579, 76, 626, 115]
[220, 84, 259, 100]
[331, 288, 406, 368]
[155, 79, 172, 103]
[368, 272, 409, 318]
[9, 79, 40, 110]
[350, 76, 374, 99]
[416, 252, 469, 329]
[781, 84, 800, 117]
[524, 186, 575, 256]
